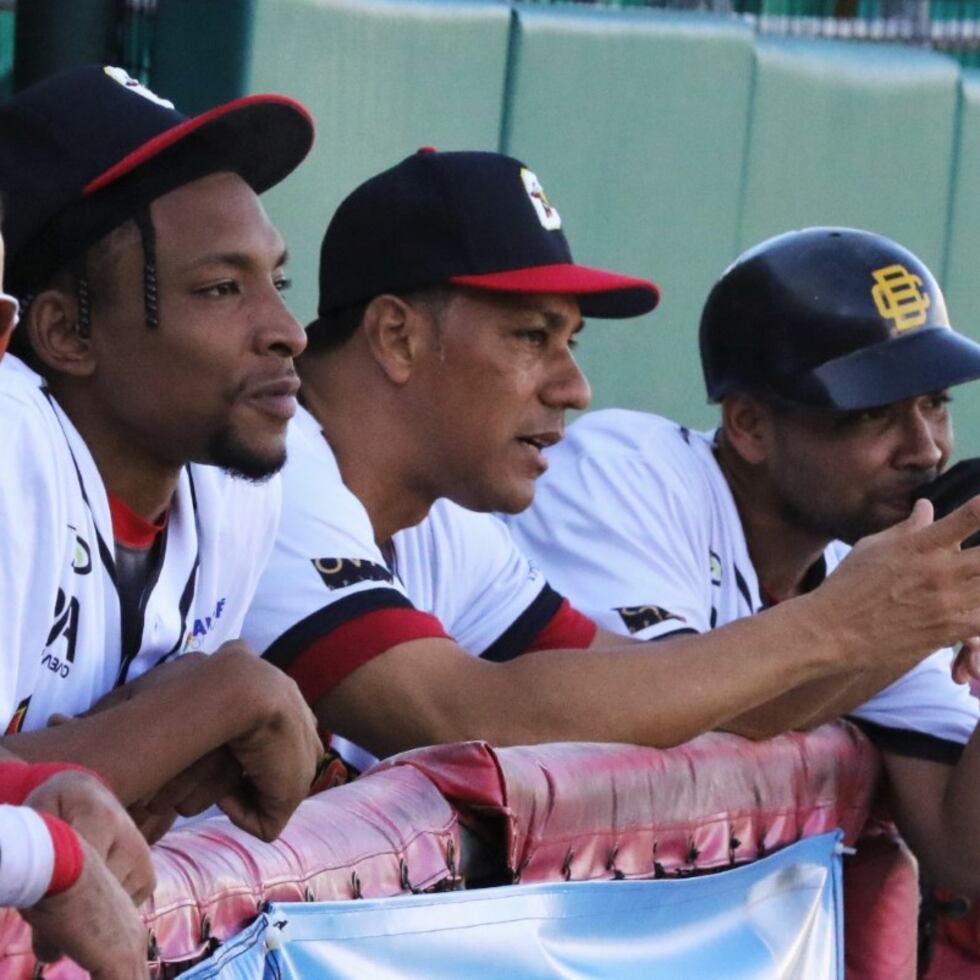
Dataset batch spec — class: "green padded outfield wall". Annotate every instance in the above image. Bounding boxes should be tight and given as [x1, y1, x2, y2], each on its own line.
[246, 0, 512, 326]
[740, 38, 959, 271]
[504, 6, 756, 429]
[941, 69, 980, 456]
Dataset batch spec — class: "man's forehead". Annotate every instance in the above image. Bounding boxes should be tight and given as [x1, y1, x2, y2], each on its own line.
[150, 171, 282, 253]
[459, 288, 583, 323]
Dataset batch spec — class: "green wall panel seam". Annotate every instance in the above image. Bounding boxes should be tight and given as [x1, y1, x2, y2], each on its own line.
[940, 72, 966, 290]
[732, 35, 760, 256]
[498, 4, 521, 154]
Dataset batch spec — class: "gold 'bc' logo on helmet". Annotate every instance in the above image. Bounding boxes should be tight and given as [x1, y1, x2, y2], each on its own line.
[870, 264, 931, 333]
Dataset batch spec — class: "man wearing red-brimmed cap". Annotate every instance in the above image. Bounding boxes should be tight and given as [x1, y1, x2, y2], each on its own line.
[243, 150, 980, 777]
[0, 66, 320, 843]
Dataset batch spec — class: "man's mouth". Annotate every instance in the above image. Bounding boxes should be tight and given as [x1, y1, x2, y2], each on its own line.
[245, 374, 300, 421]
[516, 431, 562, 452]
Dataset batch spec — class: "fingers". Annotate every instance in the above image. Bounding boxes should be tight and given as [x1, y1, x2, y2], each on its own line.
[912, 494, 980, 551]
[24, 770, 155, 904]
[21, 841, 151, 979]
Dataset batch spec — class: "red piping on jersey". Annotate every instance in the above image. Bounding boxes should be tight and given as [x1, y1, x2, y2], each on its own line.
[289, 607, 449, 706]
[108, 494, 168, 549]
[525, 599, 597, 652]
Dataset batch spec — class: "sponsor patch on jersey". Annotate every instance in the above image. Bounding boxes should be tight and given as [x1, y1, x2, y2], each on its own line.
[103, 66, 175, 109]
[182, 597, 229, 652]
[312, 558, 393, 590]
[520, 167, 562, 231]
[5, 696, 30, 735]
[614, 605, 686, 634]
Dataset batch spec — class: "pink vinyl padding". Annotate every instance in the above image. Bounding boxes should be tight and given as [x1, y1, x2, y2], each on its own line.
[377, 722, 880, 882]
[0, 765, 459, 976]
[1, 723, 923, 975]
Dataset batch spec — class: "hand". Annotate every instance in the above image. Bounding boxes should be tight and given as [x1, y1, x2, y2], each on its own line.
[211, 647, 322, 841]
[24, 769, 154, 904]
[20, 837, 150, 980]
[809, 497, 980, 672]
[917, 459, 980, 549]
[142, 747, 241, 816]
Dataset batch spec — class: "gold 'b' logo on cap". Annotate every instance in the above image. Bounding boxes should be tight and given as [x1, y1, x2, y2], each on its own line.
[870, 264, 931, 333]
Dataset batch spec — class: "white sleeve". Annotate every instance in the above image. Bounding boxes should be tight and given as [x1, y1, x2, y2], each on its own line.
[241, 422, 413, 660]
[850, 647, 980, 748]
[0, 805, 55, 907]
[0, 381, 65, 728]
[415, 502, 552, 657]
[508, 446, 713, 640]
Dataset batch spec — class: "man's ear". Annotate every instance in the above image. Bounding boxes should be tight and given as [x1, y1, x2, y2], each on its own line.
[721, 393, 774, 465]
[360, 294, 426, 385]
[25, 288, 96, 377]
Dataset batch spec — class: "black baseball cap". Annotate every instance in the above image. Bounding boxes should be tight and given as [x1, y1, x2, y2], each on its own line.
[311, 149, 660, 328]
[0, 65, 314, 294]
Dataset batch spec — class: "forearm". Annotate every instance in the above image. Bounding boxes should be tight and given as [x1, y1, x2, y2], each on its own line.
[884, 728, 980, 893]
[323, 595, 868, 757]
[1, 648, 267, 804]
[720, 665, 909, 740]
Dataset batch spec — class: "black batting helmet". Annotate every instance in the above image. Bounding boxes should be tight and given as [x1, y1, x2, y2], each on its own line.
[700, 227, 980, 411]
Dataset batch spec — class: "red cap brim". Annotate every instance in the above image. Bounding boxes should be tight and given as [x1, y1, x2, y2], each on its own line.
[449, 262, 660, 319]
[84, 94, 314, 197]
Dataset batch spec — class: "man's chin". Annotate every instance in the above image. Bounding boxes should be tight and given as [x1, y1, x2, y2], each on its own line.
[208, 429, 286, 483]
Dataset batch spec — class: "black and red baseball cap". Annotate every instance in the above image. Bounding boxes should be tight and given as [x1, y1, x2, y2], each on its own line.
[311, 149, 660, 326]
[0, 65, 314, 294]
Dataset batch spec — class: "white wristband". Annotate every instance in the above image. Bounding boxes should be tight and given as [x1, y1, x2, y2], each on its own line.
[0, 804, 55, 908]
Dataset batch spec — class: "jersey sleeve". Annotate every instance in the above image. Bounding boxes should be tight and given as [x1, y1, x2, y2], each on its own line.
[0, 368, 67, 731]
[508, 430, 714, 641]
[409, 502, 587, 659]
[848, 647, 980, 758]
[241, 420, 448, 706]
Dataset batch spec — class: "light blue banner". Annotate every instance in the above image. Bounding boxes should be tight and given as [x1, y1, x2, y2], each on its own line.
[185, 831, 844, 979]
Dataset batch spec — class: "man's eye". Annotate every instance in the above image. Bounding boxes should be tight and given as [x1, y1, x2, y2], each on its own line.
[274, 277, 293, 293]
[517, 329, 548, 346]
[197, 281, 240, 298]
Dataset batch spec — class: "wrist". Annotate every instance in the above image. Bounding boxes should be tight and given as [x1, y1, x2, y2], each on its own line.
[0, 805, 82, 906]
[37, 811, 84, 897]
[0, 760, 105, 805]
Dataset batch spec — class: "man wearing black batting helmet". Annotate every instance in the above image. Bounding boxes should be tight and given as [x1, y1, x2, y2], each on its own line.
[0, 66, 321, 844]
[244, 151, 980, 784]
[511, 227, 980, 892]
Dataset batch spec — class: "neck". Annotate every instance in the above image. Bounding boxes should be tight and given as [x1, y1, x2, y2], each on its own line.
[713, 434, 829, 601]
[299, 353, 434, 545]
[49, 382, 180, 521]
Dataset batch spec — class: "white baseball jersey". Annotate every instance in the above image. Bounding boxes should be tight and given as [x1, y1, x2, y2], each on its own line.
[242, 405, 595, 771]
[508, 408, 980, 758]
[0, 355, 281, 735]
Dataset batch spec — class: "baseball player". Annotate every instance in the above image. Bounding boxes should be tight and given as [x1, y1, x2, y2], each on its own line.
[508, 227, 980, 891]
[244, 154, 980, 775]
[0, 66, 321, 842]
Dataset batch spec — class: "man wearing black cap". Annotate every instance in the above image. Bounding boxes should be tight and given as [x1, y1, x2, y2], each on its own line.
[0, 66, 321, 843]
[244, 155, 980, 780]
[510, 227, 980, 890]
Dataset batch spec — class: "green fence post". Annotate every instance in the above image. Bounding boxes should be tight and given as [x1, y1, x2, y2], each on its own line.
[13, 0, 116, 91]
[151, 0, 256, 112]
